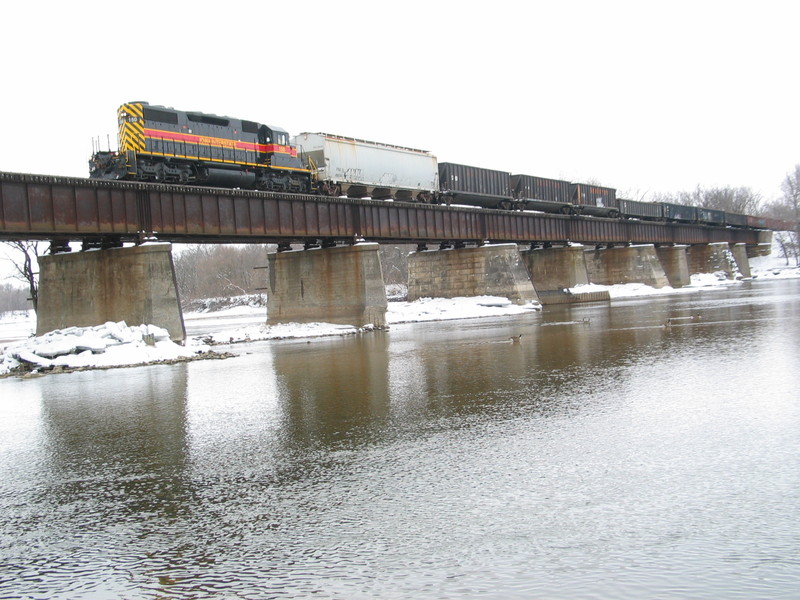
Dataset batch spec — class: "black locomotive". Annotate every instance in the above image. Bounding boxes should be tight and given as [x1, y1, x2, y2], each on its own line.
[90, 102, 311, 193]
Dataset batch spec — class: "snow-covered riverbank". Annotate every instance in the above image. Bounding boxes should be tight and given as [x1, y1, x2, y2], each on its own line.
[1, 250, 797, 377]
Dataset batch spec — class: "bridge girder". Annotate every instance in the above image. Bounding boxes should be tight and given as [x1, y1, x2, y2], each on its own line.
[0, 171, 764, 247]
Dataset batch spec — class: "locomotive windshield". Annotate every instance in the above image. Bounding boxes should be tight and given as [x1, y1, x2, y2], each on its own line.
[259, 126, 290, 146]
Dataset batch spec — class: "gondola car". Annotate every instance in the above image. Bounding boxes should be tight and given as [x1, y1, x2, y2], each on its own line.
[511, 174, 574, 214]
[438, 163, 517, 209]
[660, 202, 698, 223]
[617, 198, 662, 220]
[570, 184, 619, 217]
[698, 207, 726, 226]
[724, 212, 748, 228]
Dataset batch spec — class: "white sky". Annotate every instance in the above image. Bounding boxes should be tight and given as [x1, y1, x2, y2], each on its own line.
[0, 0, 798, 202]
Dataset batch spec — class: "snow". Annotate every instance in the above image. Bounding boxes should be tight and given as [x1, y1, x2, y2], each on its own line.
[568, 273, 740, 299]
[0, 321, 214, 376]
[1, 238, 798, 377]
[386, 296, 540, 323]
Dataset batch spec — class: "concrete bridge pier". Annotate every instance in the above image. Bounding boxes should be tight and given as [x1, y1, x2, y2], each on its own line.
[267, 243, 388, 327]
[407, 243, 539, 304]
[729, 243, 752, 278]
[686, 242, 746, 279]
[655, 245, 691, 288]
[585, 244, 670, 288]
[519, 245, 609, 304]
[37, 243, 186, 341]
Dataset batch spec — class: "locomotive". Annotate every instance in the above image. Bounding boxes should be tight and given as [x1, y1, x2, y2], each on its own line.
[89, 102, 779, 230]
[90, 102, 311, 193]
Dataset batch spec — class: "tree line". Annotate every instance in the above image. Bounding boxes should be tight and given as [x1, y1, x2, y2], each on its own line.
[0, 282, 30, 314]
[173, 244, 270, 304]
[173, 243, 414, 307]
[626, 168, 799, 265]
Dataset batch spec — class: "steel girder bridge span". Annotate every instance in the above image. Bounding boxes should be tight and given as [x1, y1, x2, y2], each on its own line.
[0, 172, 767, 248]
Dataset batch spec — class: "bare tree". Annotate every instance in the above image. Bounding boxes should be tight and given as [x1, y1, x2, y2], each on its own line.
[617, 187, 651, 203]
[379, 244, 414, 285]
[652, 185, 762, 214]
[0, 283, 30, 314]
[2, 241, 42, 312]
[775, 165, 800, 265]
[173, 244, 271, 302]
[701, 186, 762, 214]
[770, 232, 798, 266]
[780, 165, 800, 225]
[173, 243, 416, 304]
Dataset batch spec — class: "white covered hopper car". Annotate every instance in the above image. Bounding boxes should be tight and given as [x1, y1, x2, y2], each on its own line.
[291, 132, 439, 202]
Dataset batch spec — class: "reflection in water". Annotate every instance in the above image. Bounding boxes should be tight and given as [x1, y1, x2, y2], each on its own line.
[1, 367, 191, 597]
[274, 335, 393, 446]
[0, 279, 798, 599]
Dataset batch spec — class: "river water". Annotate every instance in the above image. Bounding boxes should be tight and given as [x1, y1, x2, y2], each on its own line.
[1, 279, 799, 599]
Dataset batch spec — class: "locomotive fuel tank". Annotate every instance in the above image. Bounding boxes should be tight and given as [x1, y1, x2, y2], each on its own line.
[291, 133, 439, 201]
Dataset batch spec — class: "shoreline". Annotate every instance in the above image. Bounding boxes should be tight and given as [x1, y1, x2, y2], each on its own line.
[2, 265, 799, 378]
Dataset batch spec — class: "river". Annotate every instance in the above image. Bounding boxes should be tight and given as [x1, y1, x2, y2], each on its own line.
[1, 279, 799, 599]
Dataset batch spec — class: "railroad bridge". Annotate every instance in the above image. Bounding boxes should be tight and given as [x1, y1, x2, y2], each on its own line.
[0, 172, 773, 340]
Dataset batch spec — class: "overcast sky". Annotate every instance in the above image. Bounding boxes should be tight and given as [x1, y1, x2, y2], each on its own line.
[1, 0, 798, 203]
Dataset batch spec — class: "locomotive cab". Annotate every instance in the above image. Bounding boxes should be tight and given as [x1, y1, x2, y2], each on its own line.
[259, 125, 304, 170]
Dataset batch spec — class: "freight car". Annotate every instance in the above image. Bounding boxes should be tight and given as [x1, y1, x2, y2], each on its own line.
[90, 102, 311, 193]
[89, 101, 780, 231]
[440, 169, 619, 215]
[617, 198, 662, 220]
[511, 174, 573, 214]
[660, 202, 698, 223]
[724, 212, 748, 228]
[698, 207, 726, 226]
[569, 183, 619, 218]
[438, 163, 517, 209]
[291, 133, 438, 202]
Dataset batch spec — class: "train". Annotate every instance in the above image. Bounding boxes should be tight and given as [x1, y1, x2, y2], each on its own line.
[89, 102, 783, 231]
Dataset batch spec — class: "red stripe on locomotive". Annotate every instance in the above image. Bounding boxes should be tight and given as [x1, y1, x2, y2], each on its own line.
[143, 128, 297, 156]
